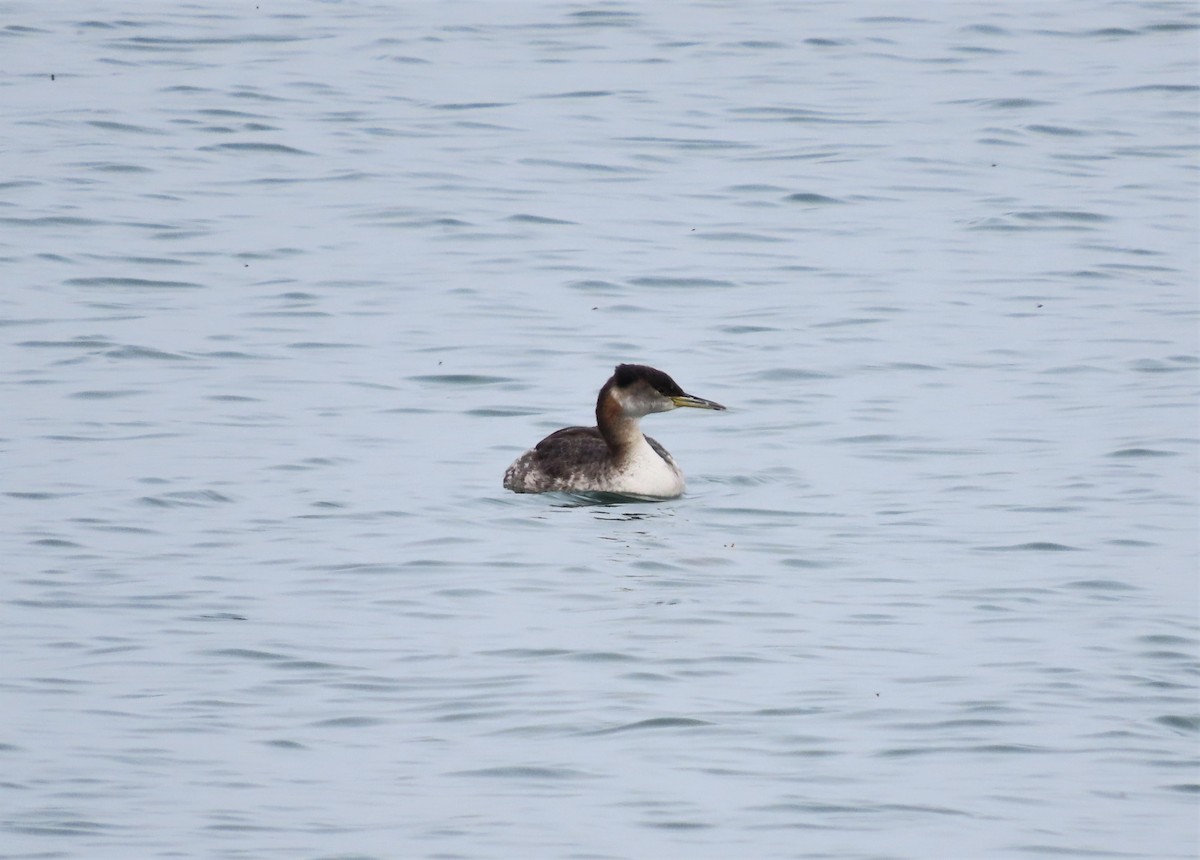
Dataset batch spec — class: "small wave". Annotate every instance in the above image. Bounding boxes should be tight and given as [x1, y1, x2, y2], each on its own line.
[1130, 358, 1194, 373]
[1026, 124, 1088, 136]
[17, 337, 112, 348]
[431, 102, 512, 110]
[408, 373, 515, 385]
[87, 120, 164, 135]
[311, 716, 383, 728]
[751, 367, 834, 381]
[1109, 447, 1178, 458]
[568, 9, 639, 26]
[69, 389, 145, 399]
[566, 279, 621, 292]
[536, 90, 613, 99]
[628, 276, 737, 288]
[451, 766, 591, 779]
[0, 215, 104, 227]
[519, 157, 637, 174]
[977, 542, 1082, 552]
[67, 276, 203, 289]
[620, 135, 750, 150]
[285, 341, 361, 350]
[1065, 579, 1138, 591]
[505, 213, 575, 225]
[1013, 209, 1108, 223]
[200, 142, 312, 155]
[104, 345, 190, 360]
[1155, 715, 1200, 733]
[139, 490, 234, 508]
[589, 717, 712, 735]
[785, 192, 844, 204]
[206, 648, 286, 661]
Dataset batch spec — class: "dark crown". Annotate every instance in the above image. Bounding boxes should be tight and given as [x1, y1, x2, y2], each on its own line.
[612, 364, 684, 397]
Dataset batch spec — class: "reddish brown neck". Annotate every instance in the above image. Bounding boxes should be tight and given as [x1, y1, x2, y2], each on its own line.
[596, 388, 641, 455]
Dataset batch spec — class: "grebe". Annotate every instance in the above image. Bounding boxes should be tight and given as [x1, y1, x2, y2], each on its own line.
[503, 364, 725, 498]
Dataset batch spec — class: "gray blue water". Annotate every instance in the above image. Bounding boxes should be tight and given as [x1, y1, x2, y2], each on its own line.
[2, 2, 1198, 858]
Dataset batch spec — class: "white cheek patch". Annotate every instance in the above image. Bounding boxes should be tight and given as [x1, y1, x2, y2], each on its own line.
[611, 386, 645, 416]
[615, 385, 673, 417]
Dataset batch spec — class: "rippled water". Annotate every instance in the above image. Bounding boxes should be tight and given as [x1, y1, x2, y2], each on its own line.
[2, 2, 1198, 858]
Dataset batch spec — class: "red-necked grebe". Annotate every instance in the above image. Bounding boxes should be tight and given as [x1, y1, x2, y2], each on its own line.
[503, 364, 725, 498]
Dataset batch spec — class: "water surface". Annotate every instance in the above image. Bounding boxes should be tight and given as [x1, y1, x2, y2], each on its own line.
[1, 2, 1197, 858]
